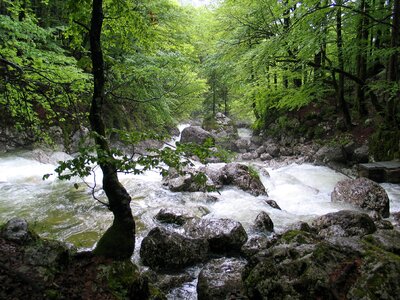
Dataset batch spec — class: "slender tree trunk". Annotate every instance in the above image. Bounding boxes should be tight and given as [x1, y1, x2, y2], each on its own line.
[336, 2, 352, 128]
[387, 0, 400, 127]
[355, 0, 369, 117]
[89, 0, 135, 260]
[211, 71, 216, 116]
[283, 0, 290, 89]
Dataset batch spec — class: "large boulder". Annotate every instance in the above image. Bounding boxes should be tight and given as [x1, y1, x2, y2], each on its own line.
[245, 227, 400, 299]
[331, 177, 390, 217]
[164, 163, 268, 196]
[312, 210, 376, 238]
[197, 258, 248, 300]
[219, 163, 268, 196]
[184, 218, 247, 254]
[140, 227, 208, 270]
[162, 167, 215, 192]
[314, 144, 346, 164]
[180, 126, 214, 145]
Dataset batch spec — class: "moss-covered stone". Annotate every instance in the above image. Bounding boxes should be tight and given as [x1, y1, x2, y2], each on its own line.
[245, 226, 400, 299]
[279, 230, 318, 245]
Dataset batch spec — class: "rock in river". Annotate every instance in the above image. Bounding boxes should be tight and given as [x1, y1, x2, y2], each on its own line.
[140, 227, 208, 271]
[184, 218, 247, 254]
[331, 177, 390, 217]
[197, 257, 248, 300]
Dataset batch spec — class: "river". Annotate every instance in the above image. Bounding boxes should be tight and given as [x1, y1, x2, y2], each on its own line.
[0, 130, 399, 298]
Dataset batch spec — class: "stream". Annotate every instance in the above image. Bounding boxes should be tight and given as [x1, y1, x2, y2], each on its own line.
[0, 128, 400, 298]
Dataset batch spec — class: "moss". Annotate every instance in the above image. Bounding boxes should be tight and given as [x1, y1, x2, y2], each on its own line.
[369, 127, 400, 160]
[97, 260, 143, 299]
[93, 220, 134, 260]
[247, 165, 260, 180]
[280, 230, 316, 245]
[361, 238, 400, 263]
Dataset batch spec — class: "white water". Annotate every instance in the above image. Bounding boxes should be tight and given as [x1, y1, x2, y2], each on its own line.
[1, 150, 399, 248]
[1, 145, 400, 299]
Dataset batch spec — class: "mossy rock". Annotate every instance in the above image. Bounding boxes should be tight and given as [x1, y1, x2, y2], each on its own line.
[279, 230, 318, 245]
[245, 228, 400, 299]
[369, 128, 400, 160]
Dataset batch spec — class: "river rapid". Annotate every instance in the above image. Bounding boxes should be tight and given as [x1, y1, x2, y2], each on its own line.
[0, 129, 400, 298]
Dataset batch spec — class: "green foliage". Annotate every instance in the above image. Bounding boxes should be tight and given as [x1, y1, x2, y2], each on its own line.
[369, 127, 400, 161]
[0, 11, 90, 143]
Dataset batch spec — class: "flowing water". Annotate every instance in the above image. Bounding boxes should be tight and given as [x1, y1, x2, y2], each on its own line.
[0, 129, 400, 298]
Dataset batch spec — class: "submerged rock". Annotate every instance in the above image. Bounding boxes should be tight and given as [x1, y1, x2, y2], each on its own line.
[184, 218, 247, 254]
[197, 257, 248, 300]
[331, 177, 390, 217]
[140, 227, 208, 271]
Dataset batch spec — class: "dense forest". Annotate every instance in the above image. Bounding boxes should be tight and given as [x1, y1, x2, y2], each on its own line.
[1, 1, 400, 298]
[0, 0, 399, 157]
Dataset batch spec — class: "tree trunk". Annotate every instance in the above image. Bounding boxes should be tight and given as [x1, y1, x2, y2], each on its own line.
[336, 2, 352, 128]
[89, 0, 135, 260]
[387, 0, 400, 127]
[355, 0, 369, 117]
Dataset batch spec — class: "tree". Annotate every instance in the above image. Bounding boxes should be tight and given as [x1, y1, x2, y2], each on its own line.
[85, 0, 135, 260]
[0, 2, 90, 145]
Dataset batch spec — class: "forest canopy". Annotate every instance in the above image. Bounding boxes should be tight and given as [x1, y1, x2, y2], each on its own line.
[0, 0, 399, 158]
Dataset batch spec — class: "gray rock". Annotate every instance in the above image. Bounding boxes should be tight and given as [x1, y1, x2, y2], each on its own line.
[70, 126, 91, 153]
[245, 228, 400, 299]
[184, 218, 247, 254]
[265, 199, 281, 210]
[314, 144, 346, 164]
[235, 138, 251, 153]
[135, 139, 164, 155]
[241, 152, 259, 160]
[197, 257, 248, 300]
[264, 143, 280, 157]
[1, 218, 34, 244]
[312, 210, 376, 238]
[154, 208, 195, 226]
[286, 221, 312, 232]
[364, 229, 400, 255]
[163, 168, 215, 192]
[140, 227, 208, 270]
[180, 126, 215, 145]
[260, 153, 273, 161]
[256, 145, 266, 155]
[254, 211, 274, 233]
[353, 144, 369, 163]
[221, 163, 267, 196]
[331, 177, 390, 217]
[241, 234, 276, 258]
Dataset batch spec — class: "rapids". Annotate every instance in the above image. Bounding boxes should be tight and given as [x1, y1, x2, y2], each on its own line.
[0, 129, 399, 299]
[1, 148, 399, 250]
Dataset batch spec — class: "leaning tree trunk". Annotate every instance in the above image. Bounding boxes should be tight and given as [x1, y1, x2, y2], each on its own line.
[89, 0, 135, 260]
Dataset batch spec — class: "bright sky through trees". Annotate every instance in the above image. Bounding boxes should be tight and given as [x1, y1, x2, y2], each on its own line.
[179, 0, 214, 7]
